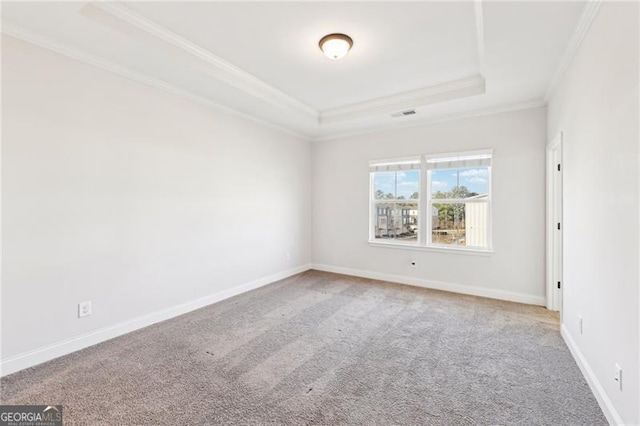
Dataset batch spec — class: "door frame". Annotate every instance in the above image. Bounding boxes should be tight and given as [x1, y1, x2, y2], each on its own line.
[546, 132, 563, 312]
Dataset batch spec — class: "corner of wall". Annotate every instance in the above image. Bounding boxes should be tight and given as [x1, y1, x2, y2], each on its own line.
[561, 325, 624, 425]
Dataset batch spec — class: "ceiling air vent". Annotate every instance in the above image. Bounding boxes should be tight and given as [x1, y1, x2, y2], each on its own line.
[391, 109, 416, 118]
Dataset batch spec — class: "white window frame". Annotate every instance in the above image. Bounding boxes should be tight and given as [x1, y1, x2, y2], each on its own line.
[369, 149, 493, 255]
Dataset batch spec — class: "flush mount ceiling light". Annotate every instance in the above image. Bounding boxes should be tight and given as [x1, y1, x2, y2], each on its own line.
[319, 33, 353, 60]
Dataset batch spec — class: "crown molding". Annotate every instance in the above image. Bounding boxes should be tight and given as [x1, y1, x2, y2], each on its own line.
[3, 3, 557, 143]
[473, 0, 485, 75]
[1, 23, 311, 141]
[319, 75, 486, 125]
[93, 1, 319, 121]
[313, 99, 546, 143]
[2, 24, 548, 145]
[1, 2, 496, 136]
[544, 1, 602, 102]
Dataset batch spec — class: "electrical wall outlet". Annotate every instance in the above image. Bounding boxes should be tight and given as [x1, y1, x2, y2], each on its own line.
[578, 315, 583, 334]
[614, 364, 622, 391]
[410, 260, 417, 268]
[78, 301, 92, 318]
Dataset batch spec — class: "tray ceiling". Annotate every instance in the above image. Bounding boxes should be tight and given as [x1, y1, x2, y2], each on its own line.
[2, 2, 588, 140]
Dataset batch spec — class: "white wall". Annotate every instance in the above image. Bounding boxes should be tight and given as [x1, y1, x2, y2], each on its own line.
[547, 3, 639, 424]
[312, 107, 547, 305]
[1, 36, 311, 369]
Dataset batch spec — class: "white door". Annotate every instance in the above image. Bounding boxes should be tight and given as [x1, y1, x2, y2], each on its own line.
[546, 133, 563, 312]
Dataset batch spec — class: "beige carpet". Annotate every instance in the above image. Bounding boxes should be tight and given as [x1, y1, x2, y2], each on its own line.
[1, 270, 605, 425]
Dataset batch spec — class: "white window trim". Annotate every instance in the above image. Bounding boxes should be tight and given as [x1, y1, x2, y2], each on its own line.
[368, 149, 493, 254]
[368, 241, 494, 256]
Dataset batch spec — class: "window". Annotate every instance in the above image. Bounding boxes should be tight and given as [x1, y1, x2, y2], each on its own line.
[370, 158, 421, 244]
[369, 151, 492, 251]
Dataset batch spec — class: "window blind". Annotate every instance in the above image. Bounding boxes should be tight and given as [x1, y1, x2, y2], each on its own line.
[425, 153, 491, 170]
[369, 157, 421, 172]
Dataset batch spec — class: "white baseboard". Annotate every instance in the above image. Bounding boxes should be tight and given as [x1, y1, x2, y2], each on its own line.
[0, 264, 311, 377]
[311, 263, 546, 306]
[561, 324, 623, 425]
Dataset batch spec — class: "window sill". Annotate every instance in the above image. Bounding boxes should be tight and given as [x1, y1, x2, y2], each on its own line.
[368, 241, 493, 256]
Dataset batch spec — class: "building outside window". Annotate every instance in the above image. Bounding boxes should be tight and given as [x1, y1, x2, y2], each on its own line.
[369, 150, 492, 251]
